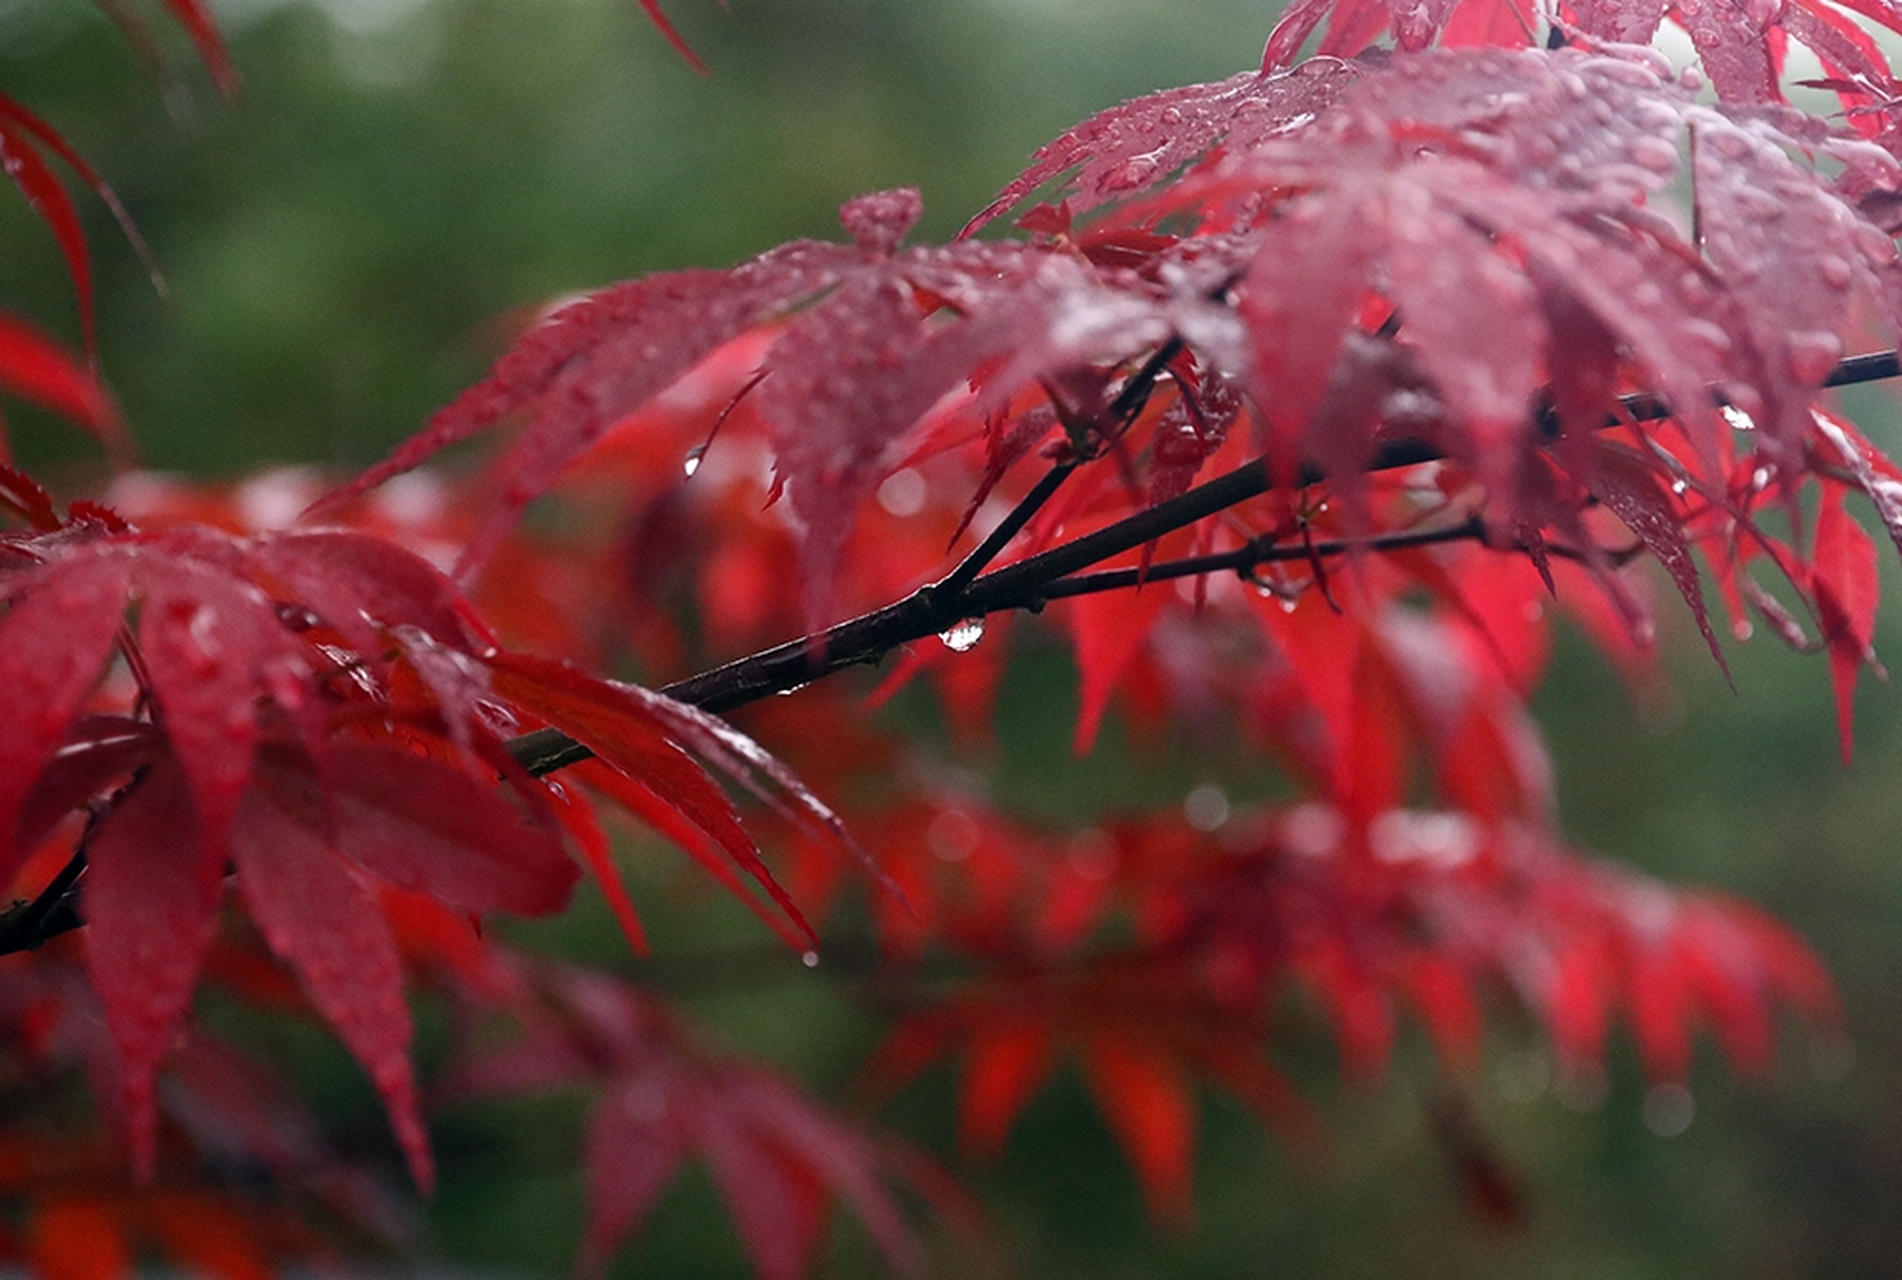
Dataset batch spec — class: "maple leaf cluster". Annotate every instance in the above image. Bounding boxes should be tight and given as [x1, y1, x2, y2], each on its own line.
[4, 0, 1902, 1275]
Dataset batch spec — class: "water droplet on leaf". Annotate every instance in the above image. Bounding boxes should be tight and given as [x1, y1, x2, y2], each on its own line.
[938, 618, 985, 652]
[1855, 223, 1895, 267]
[839, 187, 923, 255]
[1785, 330, 1844, 384]
[1702, 126, 1753, 161]
[1101, 154, 1160, 192]
[1629, 134, 1679, 175]
[683, 445, 706, 478]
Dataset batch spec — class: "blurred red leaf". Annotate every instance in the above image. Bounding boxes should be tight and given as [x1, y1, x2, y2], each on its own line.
[0, 112, 96, 355]
[0, 313, 122, 449]
[455, 962, 935, 1280]
[161, 0, 241, 95]
[1084, 1035, 1197, 1227]
[1811, 481, 1882, 763]
[28, 1197, 129, 1280]
[960, 1020, 1056, 1157]
[634, 0, 710, 74]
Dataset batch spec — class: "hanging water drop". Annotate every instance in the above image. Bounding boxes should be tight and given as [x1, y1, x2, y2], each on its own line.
[683, 445, 707, 478]
[800, 949, 820, 968]
[938, 617, 986, 652]
[1670, 477, 1689, 495]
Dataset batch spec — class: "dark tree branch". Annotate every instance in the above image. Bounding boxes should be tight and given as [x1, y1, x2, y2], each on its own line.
[928, 334, 1187, 605]
[513, 345, 1902, 770]
[0, 838, 89, 956]
[11, 350, 1899, 952]
[931, 459, 1077, 606]
[1825, 349, 1902, 388]
[1025, 516, 1489, 603]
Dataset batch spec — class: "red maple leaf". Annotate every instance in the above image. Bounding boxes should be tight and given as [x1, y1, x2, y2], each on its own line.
[0, 512, 864, 1191]
[316, 189, 1174, 624]
[446, 959, 947, 1280]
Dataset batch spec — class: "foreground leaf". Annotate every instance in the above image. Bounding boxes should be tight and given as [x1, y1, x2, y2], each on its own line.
[488, 652, 820, 948]
[82, 760, 224, 1181]
[231, 778, 433, 1191]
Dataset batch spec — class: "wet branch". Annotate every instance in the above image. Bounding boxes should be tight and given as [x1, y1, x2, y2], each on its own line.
[11, 348, 1901, 949]
[512, 345, 1902, 776]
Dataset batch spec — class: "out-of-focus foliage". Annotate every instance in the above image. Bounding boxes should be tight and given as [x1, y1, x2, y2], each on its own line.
[0, 0, 1278, 478]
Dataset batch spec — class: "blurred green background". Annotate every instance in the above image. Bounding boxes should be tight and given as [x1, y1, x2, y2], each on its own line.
[6, 1, 1902, 1276]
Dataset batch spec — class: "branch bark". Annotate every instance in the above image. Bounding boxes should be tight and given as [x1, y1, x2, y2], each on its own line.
[8, 348, 1898, 952]
[511, 346, 1902, 773]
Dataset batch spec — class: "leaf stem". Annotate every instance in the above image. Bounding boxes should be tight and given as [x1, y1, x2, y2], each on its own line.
[1024, 516, 1488, 603]
[927, 335, 1187, 605]
[929, 459, 1077, 605]
[0, 850, 86, 955]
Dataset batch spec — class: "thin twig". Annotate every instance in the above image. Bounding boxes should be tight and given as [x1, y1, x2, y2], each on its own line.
[1027, 516, 1488, 603]
[0, 845, 87, 955]
[928, 335, 1187, 604]
[929, 460, 1077, 606]
[514, 345, 1902, 760]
